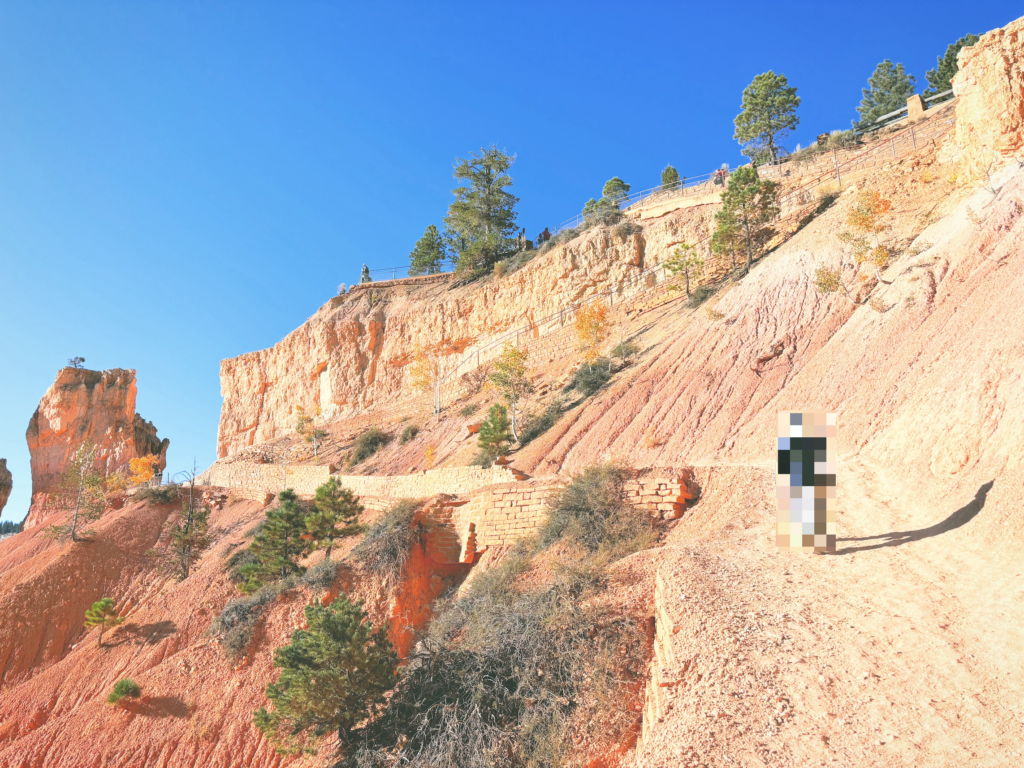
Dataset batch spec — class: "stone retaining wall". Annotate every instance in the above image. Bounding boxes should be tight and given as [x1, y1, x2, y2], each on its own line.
[198, 463, 334, 497]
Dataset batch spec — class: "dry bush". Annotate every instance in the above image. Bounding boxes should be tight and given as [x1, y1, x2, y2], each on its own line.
[350, 428, 392, 467]
[540, 463, 656, 558]
[350, 500, 423, 590]
[210, 576, 298, 658]
[343, 538, 648, 768]
[462, 366, 491, 396]
[135, 484, 180, 504]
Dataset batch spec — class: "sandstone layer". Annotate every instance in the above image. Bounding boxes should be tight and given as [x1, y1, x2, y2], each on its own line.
[951, 15, 1024, 179]
[25, 368, 168, 527]
[216, 207, 715, 458]
[0, 460, 11, 518]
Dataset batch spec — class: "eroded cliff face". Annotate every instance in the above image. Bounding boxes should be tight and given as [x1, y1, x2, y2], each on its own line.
[0, 460, 11, 518]
[217, 206, 716, 457]
[25, 368, 168, 527]
[950, 15, 1024, 180]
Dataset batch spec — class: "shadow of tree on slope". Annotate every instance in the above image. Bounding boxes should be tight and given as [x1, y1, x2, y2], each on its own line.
[831, 480, 993, 555]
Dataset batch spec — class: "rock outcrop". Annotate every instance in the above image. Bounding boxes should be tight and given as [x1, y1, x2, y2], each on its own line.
[951, 15, 1024, 180]
[25, 368, 168, 527]
[217, 209, 715, 458]
[0, 460, 11, 517]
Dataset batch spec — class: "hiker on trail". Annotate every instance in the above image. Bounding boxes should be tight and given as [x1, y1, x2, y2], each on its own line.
[360, 264, 372, 283]
[542, 227, 551, 242]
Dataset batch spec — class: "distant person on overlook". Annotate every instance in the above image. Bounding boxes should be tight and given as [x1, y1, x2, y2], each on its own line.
[360, 264, 372, 283]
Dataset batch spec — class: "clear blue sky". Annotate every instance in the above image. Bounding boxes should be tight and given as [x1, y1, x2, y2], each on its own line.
[1, 1, 1018, 520]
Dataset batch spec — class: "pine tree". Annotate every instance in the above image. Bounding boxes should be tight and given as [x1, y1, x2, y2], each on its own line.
[84, 597, 123, 647]
[408, 224, 448, 276]
[602, 177, 631, 204]
[306, 478, 363, 561]
[856, 60, 916, 130]
[443, 146, 519, 273]
[239, 489, 310, 592]
[46, 440, 105, 543]
[477, 403, 513, 462]
[924, 35, 979, 97]
[661, 165, 681, 190]
[488, 344, 533, 443]
[733, 71, 800, 164]
[665, 243, 705, 297]
[253, 597, 398, 754]
[713, 166, 780, 276]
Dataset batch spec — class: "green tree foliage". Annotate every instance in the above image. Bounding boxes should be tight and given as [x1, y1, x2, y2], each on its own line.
[661, 165, 681, 189]
[488, 344, 534, 443]
[253, 597, 398, 755]
[84, 597, 123, 647]
[107, 678, 142, 704]
[477, 403, 513, 463]
[46, 440, 105, 543]
[924, 34, 979, 97]
[443, 146, 519, 273]
[408, 224, 448, 276]
[239, 490, 310, 592]
[856, 60, 916, 130]
[665, 243, 705, 296]
[171, 500, 210, 580]
[601, 177, 631, 203]
[306, 478, 363, 561]
[712, 166, 780, 276]
[733, 71, 800, 163]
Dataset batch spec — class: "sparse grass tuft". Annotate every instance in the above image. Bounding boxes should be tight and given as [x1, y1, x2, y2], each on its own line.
[349, 428, 392, 466]
[687, 284, 718, 308]
[135, 485, 180, 504]
[400, 425, 420, 445]
[613, 220, 642, 241]
[301, 558, 345, 591]
[518, 401, 562, 447]
[210, 577, 298, 658]
[458, 403, 480, 418]
[564, 361, 611, 397]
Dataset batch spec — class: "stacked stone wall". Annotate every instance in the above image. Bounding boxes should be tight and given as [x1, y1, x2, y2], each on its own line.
[198, 463, 334, 497]
[331, 464, 526, 500]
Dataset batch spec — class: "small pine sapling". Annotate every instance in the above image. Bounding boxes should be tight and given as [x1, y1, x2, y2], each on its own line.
[477, 404, 513, 463]
[665, 243, 705, 297]
[84, 597, 124, 647]
[306, 478, 363, 561]
[107, 678, 142, 705]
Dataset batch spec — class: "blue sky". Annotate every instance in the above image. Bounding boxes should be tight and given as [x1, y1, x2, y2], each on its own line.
[0, 1, 1018, 519]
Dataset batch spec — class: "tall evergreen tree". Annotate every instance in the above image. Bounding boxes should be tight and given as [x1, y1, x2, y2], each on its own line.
[408, 224, 448, 276]
[924, 34, 979, 97]
[443, 146, 519, 273]
[306, 478, 363, 561]
[602, 177, 631, 204]
[712, 167, 780, 276]
[239, 489, 310, 592]
[733, 71, 800, 164]
[661, 165, 681, 189]
[253, 597, 398, 754]
[856, 61, 916, 130]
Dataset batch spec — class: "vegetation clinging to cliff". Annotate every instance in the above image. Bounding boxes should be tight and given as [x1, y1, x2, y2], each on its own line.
[339, 464, 652, 768]
[349, 428, 392, 467]
[350, 500, 422, 590]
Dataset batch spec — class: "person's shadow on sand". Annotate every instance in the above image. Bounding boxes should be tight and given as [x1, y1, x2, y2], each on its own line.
[831, 481, 993, 555]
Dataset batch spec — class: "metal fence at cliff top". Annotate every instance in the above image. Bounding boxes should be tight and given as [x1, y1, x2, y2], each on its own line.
[354, 98, 956, 287]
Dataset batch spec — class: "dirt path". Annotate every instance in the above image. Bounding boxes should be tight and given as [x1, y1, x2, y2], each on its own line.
[635, 458, 1022, 767]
